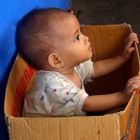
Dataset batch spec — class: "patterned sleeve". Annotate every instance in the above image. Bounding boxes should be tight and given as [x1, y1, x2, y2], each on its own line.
[76, 59, 94, 83]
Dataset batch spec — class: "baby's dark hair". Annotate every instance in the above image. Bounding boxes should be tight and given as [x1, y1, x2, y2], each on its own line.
[16, 8, 71, 69]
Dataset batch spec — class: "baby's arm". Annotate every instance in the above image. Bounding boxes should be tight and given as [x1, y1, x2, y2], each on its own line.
[82, 76, 140, 112]
[93, 33, 139, 78]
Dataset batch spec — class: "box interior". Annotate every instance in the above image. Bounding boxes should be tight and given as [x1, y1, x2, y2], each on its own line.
[4, 24, 140, 117]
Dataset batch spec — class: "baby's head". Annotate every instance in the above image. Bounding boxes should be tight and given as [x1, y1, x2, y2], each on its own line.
[16, 8, 92, 70]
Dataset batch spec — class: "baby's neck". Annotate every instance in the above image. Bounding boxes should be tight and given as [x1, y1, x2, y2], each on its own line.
[58, 67, 75, 77]
[58, 67, 82, 88]
[48, 66, 82, 88]
[45, 63, 75, 75]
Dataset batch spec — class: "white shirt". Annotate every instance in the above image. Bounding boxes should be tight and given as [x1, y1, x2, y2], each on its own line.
[23, 60, 94, 116]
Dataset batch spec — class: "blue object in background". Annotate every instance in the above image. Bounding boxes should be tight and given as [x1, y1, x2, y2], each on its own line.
[0, 0, 71, 139]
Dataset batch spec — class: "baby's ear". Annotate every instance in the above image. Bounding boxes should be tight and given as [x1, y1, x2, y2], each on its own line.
[48, 53, 64, 68]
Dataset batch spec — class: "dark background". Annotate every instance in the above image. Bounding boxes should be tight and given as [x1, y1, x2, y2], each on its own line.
[72, 0, 140, 36]
[72, 0, 140, 139]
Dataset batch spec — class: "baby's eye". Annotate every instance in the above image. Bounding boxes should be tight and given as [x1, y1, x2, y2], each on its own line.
[75, 34, 80, 41]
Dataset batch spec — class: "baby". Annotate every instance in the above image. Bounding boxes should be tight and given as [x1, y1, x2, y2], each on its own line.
[16, 8, 140, 116]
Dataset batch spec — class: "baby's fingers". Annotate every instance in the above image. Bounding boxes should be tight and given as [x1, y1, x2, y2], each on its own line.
[127, 84, 138, 93]
[125, 33, 139, 44]
[130, 82, 140, 94]
[126, 76, 140, 93]
[128, 33, 138, 41]
[132, 81, 140, 94]
[127, 76, 140, 85]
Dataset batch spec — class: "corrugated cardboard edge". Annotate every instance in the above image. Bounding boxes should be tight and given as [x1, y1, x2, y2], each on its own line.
[119, 24, 140, 140]
[120, 93, 140, 140]
[7, 114, 120, 140]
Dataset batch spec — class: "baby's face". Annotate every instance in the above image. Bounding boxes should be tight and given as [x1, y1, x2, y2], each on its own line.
[54, 14, 93, 67]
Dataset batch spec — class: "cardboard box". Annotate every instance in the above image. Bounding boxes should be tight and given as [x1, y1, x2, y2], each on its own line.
[4, 24, 140, 140]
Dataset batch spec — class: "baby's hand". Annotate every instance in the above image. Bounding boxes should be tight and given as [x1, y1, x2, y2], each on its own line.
[122, 33, 139, 60]
[123, 76, 140, 95]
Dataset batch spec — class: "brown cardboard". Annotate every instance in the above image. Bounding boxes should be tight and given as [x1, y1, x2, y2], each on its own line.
[4, 24, 140, 140]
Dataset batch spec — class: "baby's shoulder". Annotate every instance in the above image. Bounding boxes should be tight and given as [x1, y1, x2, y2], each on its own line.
[35, 71, 76, 95]
[36, 71, 68, 86]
